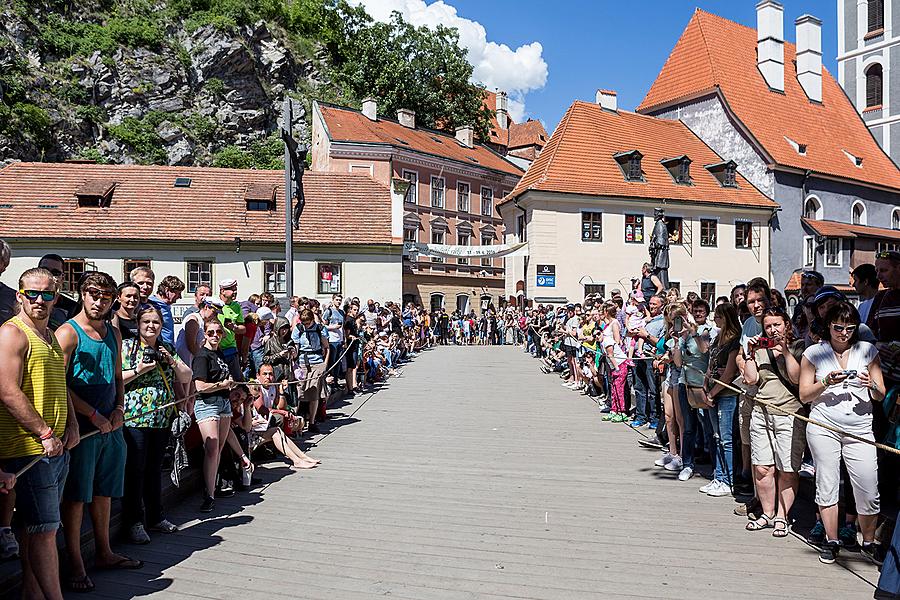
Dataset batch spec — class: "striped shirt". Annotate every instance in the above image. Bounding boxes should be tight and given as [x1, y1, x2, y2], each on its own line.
[867, 289, 900, 383]
[0, 316, 68, 459]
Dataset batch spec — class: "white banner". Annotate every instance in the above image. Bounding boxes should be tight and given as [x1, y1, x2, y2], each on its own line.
[404, 241, 528, 259]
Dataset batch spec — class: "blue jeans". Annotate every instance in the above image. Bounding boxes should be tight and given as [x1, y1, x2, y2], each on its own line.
[632, 360, 657, 422]
[702, 394, 737, 485]
[676, 383, 698, 468]
[1, 453, 69, 533]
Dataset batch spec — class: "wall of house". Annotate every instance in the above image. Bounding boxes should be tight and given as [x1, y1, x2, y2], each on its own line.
[514, 191, 772, 304]
[649, 94, 775, 198]
[2, 241, 403, 308]
[402, 273, 505, 314]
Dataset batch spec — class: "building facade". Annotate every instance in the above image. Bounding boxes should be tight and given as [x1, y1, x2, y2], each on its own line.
[838, 0, 900, 165]
[637, 3, 900, 300]
[311, 99, 524, 314]
[499, 98, 777, 305]
[0, 163, 403, 306]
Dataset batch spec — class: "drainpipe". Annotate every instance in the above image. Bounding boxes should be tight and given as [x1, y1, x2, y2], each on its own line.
[515, 198, 528, 308]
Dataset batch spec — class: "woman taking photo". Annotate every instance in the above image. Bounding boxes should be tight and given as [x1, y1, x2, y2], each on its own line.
[800, 301, 886, 564]
[121, 306, 192, 543]
[741, 308, 805, 537]
[192, 319, 236, 513]
[111, 281, 141, 342]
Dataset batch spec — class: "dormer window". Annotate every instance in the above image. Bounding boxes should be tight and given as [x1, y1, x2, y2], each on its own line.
[784, 136, 807, 156]
[842, 150, 864, 168]
[705, 160, 739, 188]
[661, 156, 692, 185]
[75, 179, 116, 208]
[613, 150, 644, 182]
[245, 183, 276, 211]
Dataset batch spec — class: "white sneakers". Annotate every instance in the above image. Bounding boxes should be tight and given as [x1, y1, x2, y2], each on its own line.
[677, 466, 694, 481]
[705, 480, 731, 497]
[654, 452, 674, 467]
[698, 480, 716, 494]
[663, 456, 683, 471]
[0, 527, 18, 559]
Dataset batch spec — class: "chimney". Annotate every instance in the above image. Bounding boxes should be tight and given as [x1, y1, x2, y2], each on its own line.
[455, 125, 474, 148]
[795, 14, 823, 103]
[361, 97, 377, 121]
[596, 89, 618, 112]
[496, 90, 509, 130]
[757, 0, 785, 92]
[397, 108, 415, 128]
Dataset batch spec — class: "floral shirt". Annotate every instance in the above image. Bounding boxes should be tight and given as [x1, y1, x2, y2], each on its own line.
[122, 338, 181, 429]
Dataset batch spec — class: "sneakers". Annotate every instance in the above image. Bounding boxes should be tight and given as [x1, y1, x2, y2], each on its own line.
[638, 435, 664, 450]
[808, 521, 826, 545]
[611, 413, 627, 423]
[151, 519, 178, 534]
[861, 542, 886, 566]
[647, 419, 659, 429]
[664, 456, 684, 471]
[0, 527, 18, 559]
[838, 524, 860, 550]
[699, 480, 716, 494]
[629, 419, 647, 428]
[706, 480, 731, 497]
[819, 541, 841, 564]
[571, 382, 585, 391]
[129, 523, 151, 545]
[601, 411, 616, 422]
[562, 381, 576, 388]
[677, 466, 694, 481]
[199, 495, 215, 513]
[799, 461, 816, 478]
[654, 452, 674, 467]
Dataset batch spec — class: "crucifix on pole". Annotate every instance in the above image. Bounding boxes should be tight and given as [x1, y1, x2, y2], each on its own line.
[281, 97, 308, 299]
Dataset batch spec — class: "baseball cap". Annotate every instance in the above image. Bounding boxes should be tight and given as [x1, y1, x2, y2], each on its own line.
[219, 278, 238, 288]
[256, 306, 274, 321]
[812, 285, 846, 307]
[201, 297, 225, 309]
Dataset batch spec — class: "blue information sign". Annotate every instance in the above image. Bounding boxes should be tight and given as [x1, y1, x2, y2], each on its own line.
[536, 275, 556, 287]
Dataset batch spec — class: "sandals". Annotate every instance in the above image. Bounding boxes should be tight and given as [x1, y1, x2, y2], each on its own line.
[745, 514, 774, 531]
[772, 517, 790, 538]
[68, 575, 95, 593]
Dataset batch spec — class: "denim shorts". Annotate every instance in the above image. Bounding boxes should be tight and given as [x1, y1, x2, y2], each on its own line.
[1, 453, 69, 533]
[64, 429, 126, 503]
[194, 395, 232, 423]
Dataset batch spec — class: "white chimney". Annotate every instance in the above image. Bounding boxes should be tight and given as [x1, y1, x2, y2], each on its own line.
[596, 89, 618, 112]
[361, 97, 377, 120]
[496, 91, 509, 130]
[397, 108, 415, 128]
[757, 0, 785, 92]
[455, 125, 474, 148]
[795, 14, 823, 103]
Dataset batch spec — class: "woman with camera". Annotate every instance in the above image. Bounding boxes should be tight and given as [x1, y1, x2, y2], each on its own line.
[800, 301, 886, 564]
[741, 308, 805, 537]
[121, 305, 192, 543]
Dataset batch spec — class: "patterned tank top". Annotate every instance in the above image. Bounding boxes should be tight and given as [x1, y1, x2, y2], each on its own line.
[0, 316, 68, 459]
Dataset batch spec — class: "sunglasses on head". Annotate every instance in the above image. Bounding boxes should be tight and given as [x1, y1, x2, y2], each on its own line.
[830, 323, 857, 333]
[84, 287, 114, 300]
[20, 289, 57, 302]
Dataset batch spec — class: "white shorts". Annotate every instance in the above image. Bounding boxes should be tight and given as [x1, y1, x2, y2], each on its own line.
[749, 406, 805, 472]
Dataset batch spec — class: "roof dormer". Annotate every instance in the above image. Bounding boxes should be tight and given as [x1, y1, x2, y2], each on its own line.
[705, 160, 739, 188]
[661, 155, 692, 185]
[613, 150, 644, 182]
[245, 183, 277, 211]
[75, 179, 116, 208]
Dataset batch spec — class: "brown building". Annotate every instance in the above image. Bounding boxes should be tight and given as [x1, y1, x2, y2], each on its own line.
[311, 98, 525, 314]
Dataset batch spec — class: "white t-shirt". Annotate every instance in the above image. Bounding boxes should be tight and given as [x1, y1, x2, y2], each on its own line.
[564, 316, 580, 347]
[803, 340, 879, 434]
[175, 312, 204, 365]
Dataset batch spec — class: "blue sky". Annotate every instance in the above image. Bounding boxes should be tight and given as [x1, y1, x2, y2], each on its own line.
[448, 0, 839, 132]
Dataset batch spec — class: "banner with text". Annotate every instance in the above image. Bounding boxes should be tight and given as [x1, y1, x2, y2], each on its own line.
[404, 242, 528, 259]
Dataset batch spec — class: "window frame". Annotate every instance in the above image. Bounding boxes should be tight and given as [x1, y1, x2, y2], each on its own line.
[457, 181, 470, 213]
[480, 235, 493, 267]
[624, 213, 644, 244]
[581, 211, 603, 243]
[430, 293, 444, 313]
[431, 230, 445, 263]
[865, 63, 884, 108]
[735, 220, 753, 250]
[123, 259, 152, 283]
[263, 261, 286, 295]
[404, 227, 418, 243]
[62, 259, 86, 294]
[666, 216, 684, 246]
[584, 283, 606, 297]
[699, 218, 718, 248]
[402, 170, 418, 204]
[803, 236, 815, 268]
[186, 260, 213, 294]
[699, 281, 716, 305]
[430, 175, 445, 209]
[892, 208, 900, 230]
[824, 238, 842, 267]
[480, 186, 494, 217]
[457, 232, 470, 265]
[316, 262, 343, 295]
[851, 201, 867, 225]
[868, 0, 884, 33]
[804, 195, 823, 220]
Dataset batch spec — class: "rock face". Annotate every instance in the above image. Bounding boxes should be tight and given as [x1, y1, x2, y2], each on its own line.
[0, 11, 323, 166]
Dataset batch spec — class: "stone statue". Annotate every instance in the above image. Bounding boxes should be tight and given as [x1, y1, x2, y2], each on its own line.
[649, 207, 670, 289]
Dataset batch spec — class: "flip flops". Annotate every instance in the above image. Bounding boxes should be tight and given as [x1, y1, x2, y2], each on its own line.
[68, 575, 95, 593]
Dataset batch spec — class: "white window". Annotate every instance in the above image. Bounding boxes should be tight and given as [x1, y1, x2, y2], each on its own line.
[431, 176, 445, 208]
[457, 233, 470, 265]
[699, 282, 716, 305]
[481, 235, 492, 267]
[264, 262, 286, 294]
[317, 262, 342, 294]
[851, 201, 867, 225]
[480, 187, 493, 216]
[804, 195, 823, 220]
[893, 208, 900, 230]
[187, 261, 212, 293]
[404, 227, 417, 243]
[803, 236, 815, 268]
[457, 182, 470, 213]
[431, 230, 444, 263]
[825, 238, 841, 267]
[402, 170, 418, 204]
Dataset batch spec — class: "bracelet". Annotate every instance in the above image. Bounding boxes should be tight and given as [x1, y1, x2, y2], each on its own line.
[821, 376, 830, 387]
[39, 427, 54, 440]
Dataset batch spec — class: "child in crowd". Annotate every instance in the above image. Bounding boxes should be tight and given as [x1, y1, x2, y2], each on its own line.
[625, 290, 649, 358]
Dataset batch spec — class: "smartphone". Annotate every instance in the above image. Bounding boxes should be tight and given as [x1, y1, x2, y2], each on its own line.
[673, 316, 684, 333]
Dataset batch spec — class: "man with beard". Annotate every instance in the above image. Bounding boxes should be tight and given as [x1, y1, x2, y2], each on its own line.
[57, 272, 140, 593]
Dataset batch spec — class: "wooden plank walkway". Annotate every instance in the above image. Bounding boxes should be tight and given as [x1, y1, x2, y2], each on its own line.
[68, 345, 879, 599]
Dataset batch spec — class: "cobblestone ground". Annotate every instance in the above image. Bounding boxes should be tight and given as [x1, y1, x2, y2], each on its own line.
[70, 345, 878, 599]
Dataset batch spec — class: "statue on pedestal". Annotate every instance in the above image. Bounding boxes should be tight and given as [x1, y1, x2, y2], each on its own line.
[649, 207, 670, 290]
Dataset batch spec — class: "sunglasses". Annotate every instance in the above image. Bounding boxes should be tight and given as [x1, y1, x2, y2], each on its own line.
[84, 287, 114, 300]
[20, 289, 57, 302]
[205, 330, 223, 337]
[830, 323, 857, 333]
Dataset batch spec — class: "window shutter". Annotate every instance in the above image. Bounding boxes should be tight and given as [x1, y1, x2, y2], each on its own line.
[752, 222, 762, 262]
[868, 0, 884, 31]
[681, 217, 693, 257]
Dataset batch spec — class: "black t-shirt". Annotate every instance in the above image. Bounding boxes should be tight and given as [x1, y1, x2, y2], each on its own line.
[192, 346, 230, 401]
[345, 318, 360, 351]
[390, 315, 402, 335]
[117, 316, 139, 341]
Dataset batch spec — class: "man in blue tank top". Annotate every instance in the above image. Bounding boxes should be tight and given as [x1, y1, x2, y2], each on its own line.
[57, 272, 140, 593]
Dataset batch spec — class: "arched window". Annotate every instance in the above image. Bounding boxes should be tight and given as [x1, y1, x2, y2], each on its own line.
[852, 201, 867, 225]
[892, 208, 900, 230]
[866, 63, 883, 108]
[429, 293, 444, 313]
[804, 196, 823, 220]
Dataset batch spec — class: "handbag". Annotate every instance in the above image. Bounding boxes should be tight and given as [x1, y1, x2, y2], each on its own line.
[686, 385, 711, 409]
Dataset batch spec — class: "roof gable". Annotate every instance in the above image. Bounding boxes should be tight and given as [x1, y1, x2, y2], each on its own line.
[637, 9, 900, 191]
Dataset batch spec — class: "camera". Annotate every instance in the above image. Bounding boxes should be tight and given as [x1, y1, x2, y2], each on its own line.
[756, 337, 777, 349]
[142, 346, 158, 364]
[843, 370, 858, 379]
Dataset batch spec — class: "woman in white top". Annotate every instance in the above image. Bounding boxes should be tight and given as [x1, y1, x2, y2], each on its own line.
[175, 299, 220, 365]
[800, 301, 886, 564]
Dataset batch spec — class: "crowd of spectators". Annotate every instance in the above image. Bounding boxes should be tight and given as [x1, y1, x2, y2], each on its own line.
[0, 240, 430, 598]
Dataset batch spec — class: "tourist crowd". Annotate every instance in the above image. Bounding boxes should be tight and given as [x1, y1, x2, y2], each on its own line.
[0, 241, 430, 598]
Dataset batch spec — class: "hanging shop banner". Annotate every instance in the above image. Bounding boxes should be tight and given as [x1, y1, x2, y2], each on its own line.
[404, 241, 528, 259]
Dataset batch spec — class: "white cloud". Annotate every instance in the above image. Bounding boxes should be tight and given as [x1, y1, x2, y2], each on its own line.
[349, 0, 548, 121]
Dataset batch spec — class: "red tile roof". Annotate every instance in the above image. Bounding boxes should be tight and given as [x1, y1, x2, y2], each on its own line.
[318, 103, 523, 176]
[802, 218, 900, 241]
[503, 100, 777, 209]
[636, 9, 900, 191]
[508, 119, 548, 150]
[783, 271, 856, 293]
[0, 162, 395, 245]
[482, 89, 509, 146]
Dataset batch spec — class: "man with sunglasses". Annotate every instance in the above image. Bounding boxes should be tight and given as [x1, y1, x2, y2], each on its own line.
[57, 271, 140, 592]
[0, 267, 79, 600]
[37, 254, 77, 330]
[217, 278, 246, 380]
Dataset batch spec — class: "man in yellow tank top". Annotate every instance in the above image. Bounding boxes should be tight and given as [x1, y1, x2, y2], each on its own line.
[0, 267, 78, 600]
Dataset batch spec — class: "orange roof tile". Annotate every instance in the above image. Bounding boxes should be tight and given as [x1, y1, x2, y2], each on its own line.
[636, 9, 900, 191]
[802, 218, 900, 241]
[783, 271, 857, 293]
[503, 101, 777, 209]
[318, 103, 522, 177]
[482, 89, 509, 146]
[0, 162, 395, 245]
[508, 119, 548, 150]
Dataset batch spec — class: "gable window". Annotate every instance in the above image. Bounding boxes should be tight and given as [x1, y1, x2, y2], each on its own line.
[264, 262, 286, 294]
[457, 233, 470, 265]
[431, 230, 445, 263]
[868, 0, 884, 33]
[404, 227, 417, 243]
[804, 236, 815, 267]
[706, 160, 738, 188]
[430, 177, 445, 208]
[825, 238, 841, 267]
[62, 259, 86, 294]
[480, 187, 494, 216]
[245, 183, 276, 211]
[666, 216, 684, 245]
[662, 156, 692, 185]
[581, 212, 603, 242]
[402, 171, 418, 204]
[123, 259, 151, 283]
[700, 219, 717, 247]
[187, 261, 212, 293]
[614, 150, 644, 182]
[624, 214, 644, 243]
[852, 201, 867, 225]
[866, 64, 883, 108]
[457, 182, 470, 213]
[735, 221, 753, 249]
[75, 179, 116, 208]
